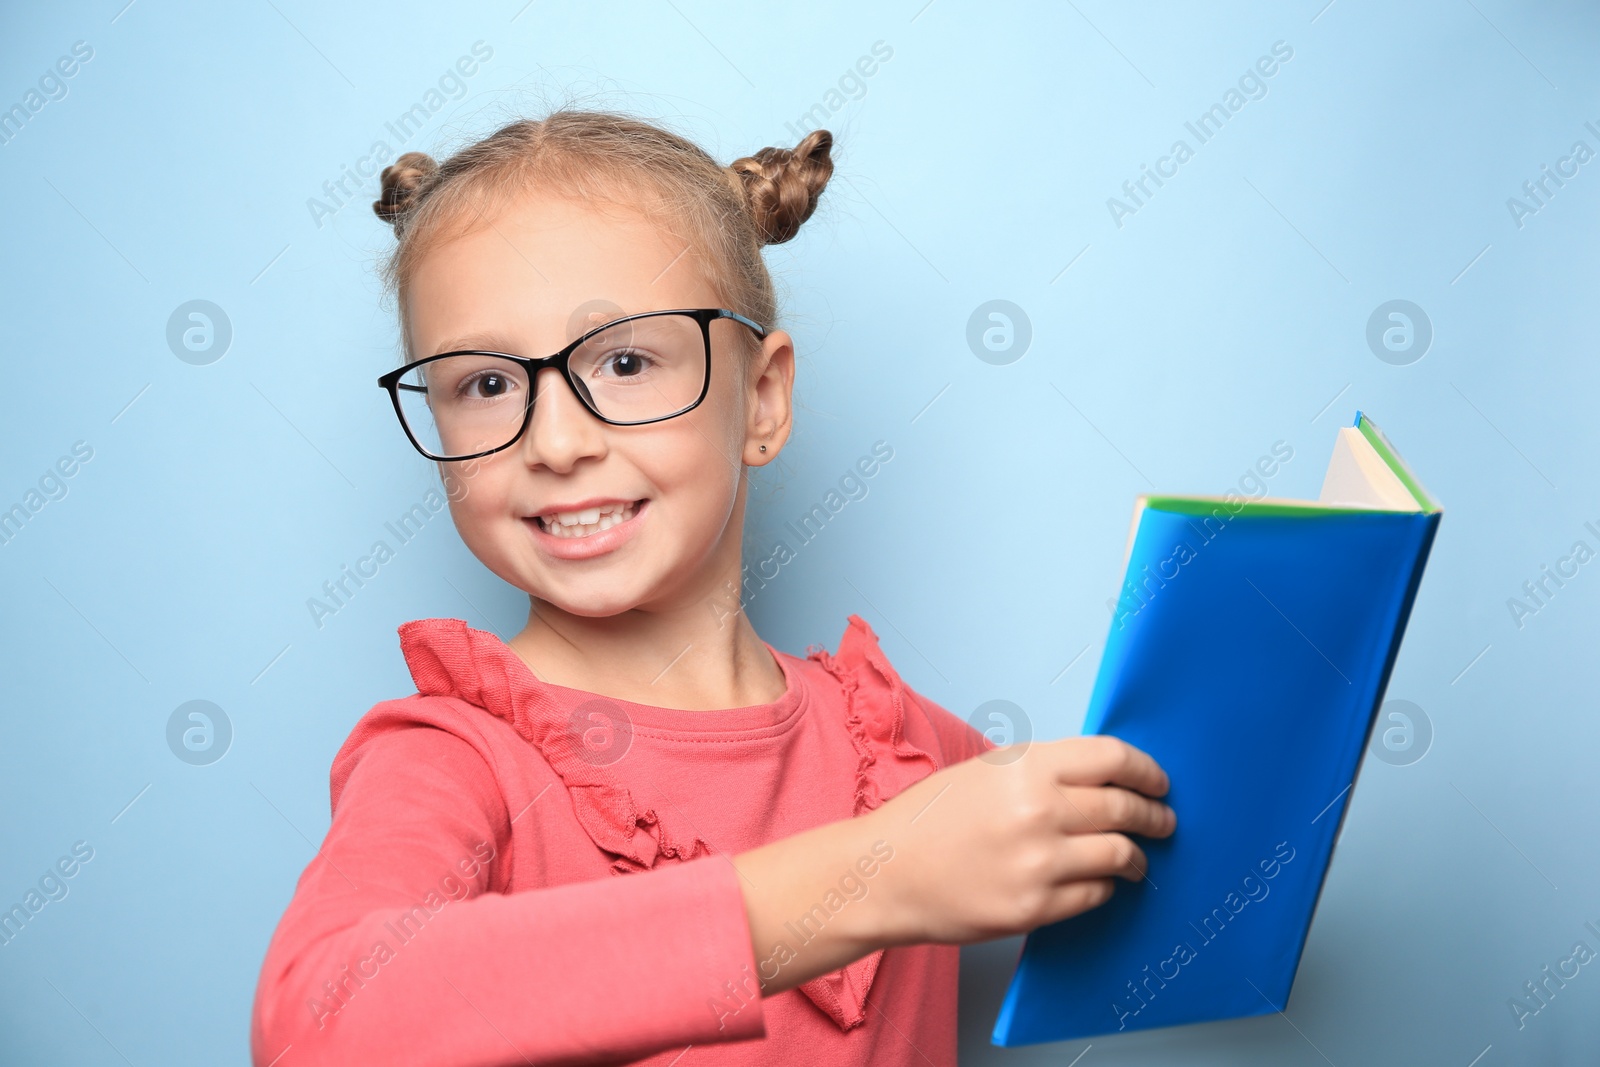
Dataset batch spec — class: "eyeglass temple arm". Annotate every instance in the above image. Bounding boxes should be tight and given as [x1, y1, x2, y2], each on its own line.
[719, 308, 769, 338]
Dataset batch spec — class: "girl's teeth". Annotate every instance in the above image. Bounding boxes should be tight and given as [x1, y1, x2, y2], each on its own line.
[541, 501, 637, 537]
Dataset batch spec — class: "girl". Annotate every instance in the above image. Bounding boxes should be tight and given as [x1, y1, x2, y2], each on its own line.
[250, 109, 1176, 1067]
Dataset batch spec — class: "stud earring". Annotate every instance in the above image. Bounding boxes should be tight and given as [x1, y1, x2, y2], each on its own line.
[759, 444, 767, 452]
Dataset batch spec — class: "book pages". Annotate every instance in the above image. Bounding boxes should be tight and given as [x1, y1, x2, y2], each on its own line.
[1318, 426, 1419, 511]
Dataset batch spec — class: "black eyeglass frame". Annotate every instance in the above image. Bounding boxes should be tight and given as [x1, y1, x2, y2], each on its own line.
[376, 307, 770, 462]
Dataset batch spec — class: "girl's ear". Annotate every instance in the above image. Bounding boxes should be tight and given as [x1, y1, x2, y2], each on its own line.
[744, 329, 795, 467]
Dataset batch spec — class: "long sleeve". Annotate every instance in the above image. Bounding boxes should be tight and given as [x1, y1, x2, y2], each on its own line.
[250, 724, 767, 1067]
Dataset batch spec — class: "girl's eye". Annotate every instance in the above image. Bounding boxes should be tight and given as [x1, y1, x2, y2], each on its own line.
[595, 349, 655, 379]
[459, 371, 518, 399]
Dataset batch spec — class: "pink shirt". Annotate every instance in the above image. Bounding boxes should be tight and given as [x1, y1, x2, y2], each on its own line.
[251, 613, 992, 1066]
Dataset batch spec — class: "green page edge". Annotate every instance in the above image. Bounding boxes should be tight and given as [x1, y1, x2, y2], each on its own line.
[1354, 410, 1440, 513]
[1142, 411, 1440, 518]
[1141, 497, 1373, 518]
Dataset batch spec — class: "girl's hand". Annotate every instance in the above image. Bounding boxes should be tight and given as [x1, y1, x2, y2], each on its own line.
[862, 735, 1176, 947]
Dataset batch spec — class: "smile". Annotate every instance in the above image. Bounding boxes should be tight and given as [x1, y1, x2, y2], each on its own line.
[525, 498, 649, 560]
[536, 499, 642, 537]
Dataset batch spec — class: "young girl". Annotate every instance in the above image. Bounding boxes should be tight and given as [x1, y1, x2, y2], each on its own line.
[250, 110, 1176, 1067]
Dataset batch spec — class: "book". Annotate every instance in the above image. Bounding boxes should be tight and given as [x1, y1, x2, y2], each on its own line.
[990, 411, 1442, 1046]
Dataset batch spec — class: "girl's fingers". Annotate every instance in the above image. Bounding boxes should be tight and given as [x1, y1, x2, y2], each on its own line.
[1048, 735, 1171, 799]
[1048, 832, 1149, 885]
[1047, 877, 1116, 920]
[1052, 784, 1176, 839]
[1107, 835, 1151, 882]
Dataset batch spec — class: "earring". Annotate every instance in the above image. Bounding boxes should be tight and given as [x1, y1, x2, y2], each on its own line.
[759, 444, 767, 452]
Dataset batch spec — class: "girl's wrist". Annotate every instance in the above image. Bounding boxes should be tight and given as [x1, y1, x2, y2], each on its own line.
[737, 809, 912, 994]
[841, 806, 919, 951]
[814, 809, 901, 955]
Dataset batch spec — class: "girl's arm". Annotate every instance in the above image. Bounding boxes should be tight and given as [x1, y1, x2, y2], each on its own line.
[251, 712, 1172, 1063]
[736, 733, 1177, 993]
[250, 725, 766, 1066]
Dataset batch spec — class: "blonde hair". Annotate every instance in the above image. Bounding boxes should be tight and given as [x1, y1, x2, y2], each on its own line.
[372, 110, 835, 363]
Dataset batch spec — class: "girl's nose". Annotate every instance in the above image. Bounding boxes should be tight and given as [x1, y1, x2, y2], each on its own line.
[520, 366, 606, 471]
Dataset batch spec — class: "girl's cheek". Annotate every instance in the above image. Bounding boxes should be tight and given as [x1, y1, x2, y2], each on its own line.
[447, 464, 505, 513]
[446, 494, 496, 547]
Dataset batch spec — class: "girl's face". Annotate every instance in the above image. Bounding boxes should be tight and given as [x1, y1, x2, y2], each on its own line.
[404, 190, 793, 618]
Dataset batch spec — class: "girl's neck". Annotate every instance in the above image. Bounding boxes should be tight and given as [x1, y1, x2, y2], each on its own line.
[506, 599, 787, 712]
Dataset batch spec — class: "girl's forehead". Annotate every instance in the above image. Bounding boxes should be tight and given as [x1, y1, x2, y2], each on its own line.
[437, 194, 674, 266]
[405, 193, 722, 348]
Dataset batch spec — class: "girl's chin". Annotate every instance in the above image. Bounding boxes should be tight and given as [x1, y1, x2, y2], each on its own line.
[511, 565, 662, 618]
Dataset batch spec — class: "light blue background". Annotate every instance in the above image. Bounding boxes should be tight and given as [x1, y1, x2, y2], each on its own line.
[2, 1, 1596, 1064]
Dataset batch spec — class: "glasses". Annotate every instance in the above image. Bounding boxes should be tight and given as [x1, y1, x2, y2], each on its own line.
[377, 307, 768, 461]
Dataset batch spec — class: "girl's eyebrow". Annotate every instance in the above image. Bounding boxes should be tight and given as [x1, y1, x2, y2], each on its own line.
[431, 312, 638, 356]
[433, 332, 521, 355]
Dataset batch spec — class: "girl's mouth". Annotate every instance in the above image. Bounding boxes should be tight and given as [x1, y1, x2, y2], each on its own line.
[534, 498, 645, 537]
[525, 498, 649, 560]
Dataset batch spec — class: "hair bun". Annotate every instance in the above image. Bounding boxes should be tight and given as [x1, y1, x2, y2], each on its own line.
[373, 151, 439, 229]
[728, 129, 834, 246]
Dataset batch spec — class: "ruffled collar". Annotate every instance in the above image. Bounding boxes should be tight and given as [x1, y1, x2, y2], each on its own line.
[395, 612, 942, 1031]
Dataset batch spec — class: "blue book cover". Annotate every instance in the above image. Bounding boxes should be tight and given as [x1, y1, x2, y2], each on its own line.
[991, 412, 1442, 1046]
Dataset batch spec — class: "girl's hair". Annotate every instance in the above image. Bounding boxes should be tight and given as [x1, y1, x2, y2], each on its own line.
[371, 110, 835, 363]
